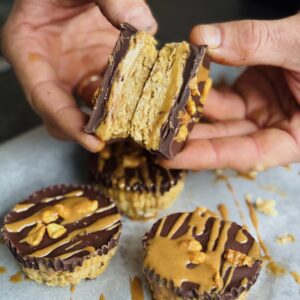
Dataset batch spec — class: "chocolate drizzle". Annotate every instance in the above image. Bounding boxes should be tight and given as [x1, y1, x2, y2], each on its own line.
[142, 210, 262, 299]
[89, 141, 185, 194]
[84, 23, 137, 134]
[3, 185, 121, 272]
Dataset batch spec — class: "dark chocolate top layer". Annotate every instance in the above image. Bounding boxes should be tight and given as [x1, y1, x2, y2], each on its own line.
[85, 23, 137, 134]
[3, 185, 121, 272]
[89, 141, 185, 193]
[142, 210, 262, 299]
[157, 45, 210, 159]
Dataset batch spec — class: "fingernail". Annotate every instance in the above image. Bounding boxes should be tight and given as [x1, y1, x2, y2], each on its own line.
[127, 5, 156, 32]
[198, 25, 221, 49]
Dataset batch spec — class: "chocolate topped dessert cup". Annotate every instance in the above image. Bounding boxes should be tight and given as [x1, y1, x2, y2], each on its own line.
[89, 142, 186, 220]
[3, 185, 121, 287]
[142, 208, 262, 300]
[85, 23, 212, 159]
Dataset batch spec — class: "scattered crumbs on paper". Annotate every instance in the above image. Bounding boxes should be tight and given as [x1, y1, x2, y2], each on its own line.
[214, 169, 228, 182]
[267, 261, 287, 276]
[282, 164, 291, 171]
[0, 266, 7, 274]
[290, 271, 300, 284]
[255, 197, 278, 217]
[70, 284, 76, 294]
[259, 184, 287, 198]
[9, 271, 23, 283]
[99, 293, 106, 300]
[130, 276, 144, 300]
[237, 170, 257, 180]
[275, 234, 295, 244]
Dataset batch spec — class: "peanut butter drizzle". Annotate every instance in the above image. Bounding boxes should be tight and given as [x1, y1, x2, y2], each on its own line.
[55, 246, 96, 260]
[29, 214, 120, 257]
[290, 271, 300, 284]
[217, 204, 229, 221]
[70, 284, 76, 293]
[0, 266, 7, 274]
[235, 229, 248, 244]
[144, 209, 260, 294]
[225, 181, 248, 228]
[13, 203, 35, 213]
[65, 240, 82, 251]
[9, 271, 23, 283]
[241, 277, 248, 286]
[41, 190, 84, 203]
[99, 294, 106, 300]
[266, 261, 286, 276]
[5, 192, 98, 233]
[130, 276, 144, 300]
[245, 198, 270, 260]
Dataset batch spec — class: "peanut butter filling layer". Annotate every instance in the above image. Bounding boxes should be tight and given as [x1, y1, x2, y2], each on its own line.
[96, 32, 158, 141]
[131, 42, 190, 150]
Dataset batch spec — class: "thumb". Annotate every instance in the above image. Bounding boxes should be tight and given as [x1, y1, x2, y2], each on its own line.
[95, 0, 157, 33]
[190, 13, 300, 70]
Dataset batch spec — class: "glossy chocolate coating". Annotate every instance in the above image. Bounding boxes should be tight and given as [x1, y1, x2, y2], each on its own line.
[3, 185, 121, 272]
[89, 141, 185, 193]
[156, 45, 210, 159]
[143, 212, 262, 299]
[84, 23, 137, 134]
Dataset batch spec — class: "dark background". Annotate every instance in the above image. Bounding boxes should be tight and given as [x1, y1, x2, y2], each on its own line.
[0, 0, 298, 143]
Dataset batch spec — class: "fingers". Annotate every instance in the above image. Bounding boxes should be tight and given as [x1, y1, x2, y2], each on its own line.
[203, 86, 246, 121]
[31, 80, 104, 152]
[95, 0, 157, 33]
[189, 120, 257, 140]
[190, 13, 300, 70]
[161, 128, 300, 171]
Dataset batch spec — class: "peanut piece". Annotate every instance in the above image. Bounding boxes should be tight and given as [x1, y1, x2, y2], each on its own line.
[100, 147, 111, 160]
[73, 199, 98, 214]
[186, 99, 196, 116]
[225, 249, 255, 267]
[123, 155, 141, 168]
[22, 223, 46, 246]
[46, 223, 67, 239]
[40, 208, 59, 224]
[188, 251, 206, 264]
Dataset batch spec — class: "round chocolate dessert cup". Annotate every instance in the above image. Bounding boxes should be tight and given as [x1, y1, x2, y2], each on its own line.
[3, 184, 121, 287]
[142, 207, 262, 300]
[89, 142, 186, 220]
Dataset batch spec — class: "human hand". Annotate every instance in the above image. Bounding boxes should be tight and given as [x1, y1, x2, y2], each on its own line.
[161, 13, 300, 172]
[1, 0, 156, 152]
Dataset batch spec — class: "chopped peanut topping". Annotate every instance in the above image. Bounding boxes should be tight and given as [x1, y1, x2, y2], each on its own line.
[225, 249, 255, 267]
[189, 77, 200, 97]
[46, 223, 67, 239]
[186, 99, 197, 116]
[255, 198, 278, 217]
[175, 125, 189, 142]
[123, 155, 141, 168]
[40, 208, 59, 224]
[22, 223, 46, 246]
[276, 234, 295, 244]
[188, 251, 206, 264]
[99, 147, 111, 159]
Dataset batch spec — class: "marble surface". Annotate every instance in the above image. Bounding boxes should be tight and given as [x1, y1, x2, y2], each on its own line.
[0, 126, 299, 300]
